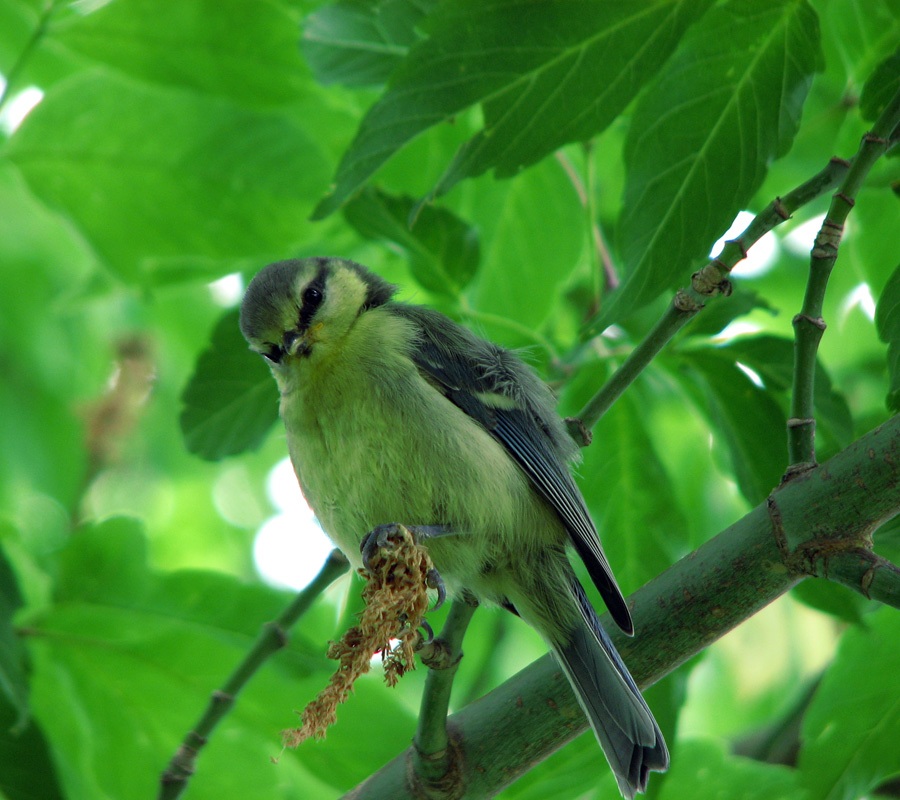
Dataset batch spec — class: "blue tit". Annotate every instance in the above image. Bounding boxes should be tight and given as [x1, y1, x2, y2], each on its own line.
[240, 257, 668, 796]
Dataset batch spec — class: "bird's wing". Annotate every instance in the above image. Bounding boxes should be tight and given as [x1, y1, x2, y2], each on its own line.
[394, 304, 633, 634]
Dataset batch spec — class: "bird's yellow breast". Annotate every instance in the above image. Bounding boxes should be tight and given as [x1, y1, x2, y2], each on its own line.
[277, 308, 562, 588]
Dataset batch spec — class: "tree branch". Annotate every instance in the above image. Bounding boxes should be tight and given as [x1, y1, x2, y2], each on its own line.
[343, 414, 900, 799]
[574, 156, 850, 431]
[788, 87, 900, 466]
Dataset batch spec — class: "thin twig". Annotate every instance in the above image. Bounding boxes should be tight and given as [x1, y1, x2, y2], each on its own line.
[158, 550, 349, 800]
[788, 86, 900, 466]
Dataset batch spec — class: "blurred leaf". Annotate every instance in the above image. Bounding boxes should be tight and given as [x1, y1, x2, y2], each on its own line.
[875, 263, 900, 412]
[564, 368, 687, 594]
[813, 0, 900, 86]
[0, 0, 41, 76]
[799, 609, 900, 800]
[301, 0, 436, 87]
[50, 0, 309, 107]
[313, 0, 712, 218]
[0, 693, 65, 800]
[180, 310, 279, 461]
[344, 187, 479, 296]
[859, 47, 900, 124]
[24, 518, 372, 799]
[683, 289, 777, 338]
[658, 738, 801, 800]
[594, 0, 823, 331]
[0, 537, 28, 732]
[678, 349, 787, 504]
[5, 72, 329, 283]
[468, 158, 583, 340]
[790, 578, 868, 625]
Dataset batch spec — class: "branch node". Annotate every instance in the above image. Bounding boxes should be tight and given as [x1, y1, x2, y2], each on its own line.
[791, 313, 827, 331]
[772, 197, 791, 220]
[674, 289, 704, 312]
[564, 416, 592, 447]
[691, 268, 732, 298]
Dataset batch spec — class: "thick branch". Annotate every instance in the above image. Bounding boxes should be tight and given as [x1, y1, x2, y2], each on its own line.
[343, 415, 900, 800]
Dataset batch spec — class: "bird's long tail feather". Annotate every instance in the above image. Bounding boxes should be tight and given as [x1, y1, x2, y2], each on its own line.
[554, 579, 668, 798]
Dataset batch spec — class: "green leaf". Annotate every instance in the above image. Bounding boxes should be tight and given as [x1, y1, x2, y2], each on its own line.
[683, 289, 777, 338]
[180, 310, 279, 461]
[50, 0, 309, 107]
[301, 0, 436, 87]
[875, 263, 900, 411]
[466, 158, 584, 341]
[0, 693, 65, 800]
[313, 0, 712, 218]
[0, 535, 28, 732]
[859, 47, 900, 123]
[595, 0, 823, 331]
[25, 518, 385, 799]
[344, 187, 479, 296]
[5, 72, 330, 284]
[679, 349, 787, 505]
[799, 609, 900, 800]
[658, 738, 801, 799]
[721, 335, 853, 449]
[564, 369, 688, 595]
[790, 579, 868, 625]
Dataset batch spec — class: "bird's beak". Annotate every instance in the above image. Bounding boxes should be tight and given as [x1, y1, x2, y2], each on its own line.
[283, 329, 310, 358]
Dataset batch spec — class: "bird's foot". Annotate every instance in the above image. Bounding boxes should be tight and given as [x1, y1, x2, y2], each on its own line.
[360, 523, 449, 610]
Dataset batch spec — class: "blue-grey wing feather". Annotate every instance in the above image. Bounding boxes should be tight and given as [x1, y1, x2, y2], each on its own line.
[391, 304, 632, 633]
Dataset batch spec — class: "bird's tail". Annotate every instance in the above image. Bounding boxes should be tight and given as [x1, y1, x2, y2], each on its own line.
[553, 578, 668, 798]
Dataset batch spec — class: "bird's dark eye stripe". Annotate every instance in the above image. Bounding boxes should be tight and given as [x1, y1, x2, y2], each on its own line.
[297, 266, 328, 330]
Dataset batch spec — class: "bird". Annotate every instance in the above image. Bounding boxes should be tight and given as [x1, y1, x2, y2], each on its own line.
[239, 256, 668, 797]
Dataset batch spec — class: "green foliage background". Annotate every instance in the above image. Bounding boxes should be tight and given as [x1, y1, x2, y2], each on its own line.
[0, 0, 898, 798]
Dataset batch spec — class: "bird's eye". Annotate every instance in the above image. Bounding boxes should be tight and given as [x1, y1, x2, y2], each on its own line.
[302, 285, 323, 306]
[262, 345, 284, 364]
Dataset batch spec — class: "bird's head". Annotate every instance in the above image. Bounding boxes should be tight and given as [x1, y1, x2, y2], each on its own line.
[240, 257, 397, 375]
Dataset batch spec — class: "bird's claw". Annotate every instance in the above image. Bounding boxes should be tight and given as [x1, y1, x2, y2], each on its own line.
[426, 568, 446, 610]
[360, 523, 448, 610]
[418, 618, 435, 645]
[360, 523, 402, 572]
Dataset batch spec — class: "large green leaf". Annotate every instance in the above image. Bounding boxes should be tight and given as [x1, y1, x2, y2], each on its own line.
[301, 0, 436, 88]
[313, 0, 712, 218]
[591, 0, 823, 332]
[26, 518, 415, 800]
[343, 187, 480, 297]
[180, 310, 279, 461]
[5, 72, 329, 284]
[799, 609, 900, 800]
[49, 0, 309, 107]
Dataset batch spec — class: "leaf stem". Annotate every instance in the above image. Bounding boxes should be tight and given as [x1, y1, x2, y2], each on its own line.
[788, 87, 900, 466]
[157, 550, 349, 800]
